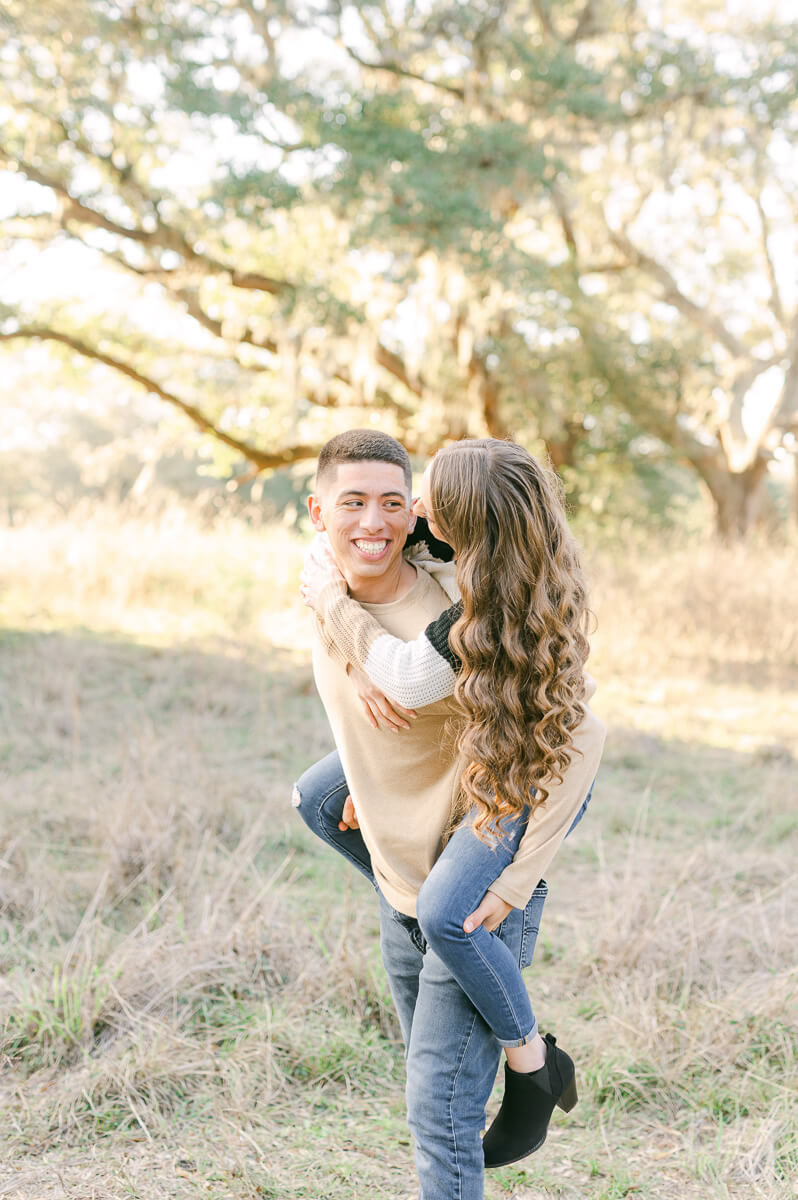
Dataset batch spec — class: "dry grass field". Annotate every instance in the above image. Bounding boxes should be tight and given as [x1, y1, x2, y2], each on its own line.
[1, 507, 796, 1200]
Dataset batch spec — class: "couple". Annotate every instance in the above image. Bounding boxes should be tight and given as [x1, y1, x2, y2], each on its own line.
[292, 430, 605, 1200]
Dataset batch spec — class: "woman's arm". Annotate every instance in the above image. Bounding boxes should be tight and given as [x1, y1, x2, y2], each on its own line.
[312, 577, 462, 707]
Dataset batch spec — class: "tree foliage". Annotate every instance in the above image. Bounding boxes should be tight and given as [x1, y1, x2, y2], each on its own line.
[1, 0, 797, 532]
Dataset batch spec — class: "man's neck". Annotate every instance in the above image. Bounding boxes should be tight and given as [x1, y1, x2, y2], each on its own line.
[346, 557, 417, 605]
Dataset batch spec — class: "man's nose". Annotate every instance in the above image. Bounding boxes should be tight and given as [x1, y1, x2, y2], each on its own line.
[359, 502, 385, 531]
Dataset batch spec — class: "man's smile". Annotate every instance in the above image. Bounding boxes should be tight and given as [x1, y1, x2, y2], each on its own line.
[352, 538, 390, 559]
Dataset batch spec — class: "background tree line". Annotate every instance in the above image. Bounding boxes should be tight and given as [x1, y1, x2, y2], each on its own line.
[1, 0, 797, 535]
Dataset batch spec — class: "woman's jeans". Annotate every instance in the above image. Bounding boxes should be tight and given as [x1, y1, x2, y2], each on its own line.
[292, 750, 592, 1048]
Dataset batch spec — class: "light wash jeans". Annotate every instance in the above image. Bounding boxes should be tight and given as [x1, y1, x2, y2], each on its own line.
[292, 751, 593, 1199]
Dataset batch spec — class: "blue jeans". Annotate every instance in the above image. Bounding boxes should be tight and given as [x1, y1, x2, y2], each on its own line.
[292, 751, 593, 1198]
[379, 889, 546, 1200]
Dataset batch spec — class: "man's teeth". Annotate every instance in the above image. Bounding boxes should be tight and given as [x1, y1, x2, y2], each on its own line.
[354, 540, 388, 556]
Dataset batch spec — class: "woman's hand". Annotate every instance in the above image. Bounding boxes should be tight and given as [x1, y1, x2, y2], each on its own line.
[299, 536, 345, 610]
[463, 889, 513, 934]
[348, 665, 417, 733]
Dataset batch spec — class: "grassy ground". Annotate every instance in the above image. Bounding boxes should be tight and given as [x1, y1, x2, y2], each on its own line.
[1, 509, 796, 1199]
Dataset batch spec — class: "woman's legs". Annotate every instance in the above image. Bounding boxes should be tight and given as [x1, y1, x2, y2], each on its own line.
[291, 750, 377, 887]
[481, 781, 596, 1167]
[415, 810, 537, 1050]
[416, 780, 596, 1069]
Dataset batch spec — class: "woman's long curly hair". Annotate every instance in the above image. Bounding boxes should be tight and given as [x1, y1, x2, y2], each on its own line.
[428, 439, 591, 839]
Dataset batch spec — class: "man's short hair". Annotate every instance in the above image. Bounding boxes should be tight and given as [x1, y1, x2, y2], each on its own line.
[316, 429, 412, 492]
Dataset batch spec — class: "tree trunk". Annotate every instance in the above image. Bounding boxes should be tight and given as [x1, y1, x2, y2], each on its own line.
[544, 418, 583, 472]
[695, 454, 771, 538]
[467, 353, 508, 439]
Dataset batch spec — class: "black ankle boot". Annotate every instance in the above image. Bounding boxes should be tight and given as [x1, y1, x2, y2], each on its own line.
[482, 1033, 578, 1168]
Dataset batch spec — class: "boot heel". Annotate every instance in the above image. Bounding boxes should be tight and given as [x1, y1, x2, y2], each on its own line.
[557, 1074, 578, 1113]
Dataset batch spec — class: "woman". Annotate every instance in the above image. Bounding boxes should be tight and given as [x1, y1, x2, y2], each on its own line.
[298, 438, 600, 1166]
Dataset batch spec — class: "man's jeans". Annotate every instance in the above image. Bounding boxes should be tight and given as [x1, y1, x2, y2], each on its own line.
[377, 889, 547, 1200]
[292, 751, 590, 1199]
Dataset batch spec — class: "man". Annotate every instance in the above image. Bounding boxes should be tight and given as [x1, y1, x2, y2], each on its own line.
[293, 429, 601, 1200]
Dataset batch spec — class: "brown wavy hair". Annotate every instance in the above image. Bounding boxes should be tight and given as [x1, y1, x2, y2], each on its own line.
[428, 439, 591, 839]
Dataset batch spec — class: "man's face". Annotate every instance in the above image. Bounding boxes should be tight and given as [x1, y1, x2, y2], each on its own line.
[308, 460, 416, 584]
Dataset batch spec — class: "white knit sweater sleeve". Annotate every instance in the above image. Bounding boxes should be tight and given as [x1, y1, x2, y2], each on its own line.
[362, 632, 457, 707]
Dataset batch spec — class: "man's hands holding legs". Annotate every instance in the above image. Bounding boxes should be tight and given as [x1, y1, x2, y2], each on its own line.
[338, 794, 360, 832]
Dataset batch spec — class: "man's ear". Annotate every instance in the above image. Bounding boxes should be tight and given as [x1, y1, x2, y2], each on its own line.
[407, 504, 417, 534]
[307, 494, 325, 531]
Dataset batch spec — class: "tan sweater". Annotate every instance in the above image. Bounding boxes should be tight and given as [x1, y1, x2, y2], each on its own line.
[312, 564, 606, 916]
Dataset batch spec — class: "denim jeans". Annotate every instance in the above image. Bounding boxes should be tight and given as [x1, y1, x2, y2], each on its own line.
[292, 751, 592, 1198]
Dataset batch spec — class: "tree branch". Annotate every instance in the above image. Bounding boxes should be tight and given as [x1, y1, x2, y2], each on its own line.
[467, 349, 509, 439]
[80, 237, 425, 406]
[1, 150, 292, 296]
[17, 99, 173, 215]
[719, 357, 784, 464]
[3, 154, 429, 406]
[550, 181, 579, 261]
[752, 186, 786, 327]
[531, 0, 559, 39]
[604, 223, 750, 360]
[0, 325, 317, 471]
[374, 342, 423, 397]
[338, 42, 465, 100]
[580, 259, 633, 274]
[0, 213, 62, 243]
[168, 285, 416, 413]
[566, 1, 600, 44]
[769, 310, 798, 434]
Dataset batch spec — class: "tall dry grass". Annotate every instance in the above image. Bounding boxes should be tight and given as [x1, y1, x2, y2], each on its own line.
[0, 503, 306, 641]
[0, 505, 796, 1199]
[587, 533, 798, 680]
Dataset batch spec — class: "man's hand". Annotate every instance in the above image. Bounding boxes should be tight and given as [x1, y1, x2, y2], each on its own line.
[347, 665, 417, 733]
[338, 794, 360, 832]
[463, 889, 513, 934]
[299, 535, 345, 609]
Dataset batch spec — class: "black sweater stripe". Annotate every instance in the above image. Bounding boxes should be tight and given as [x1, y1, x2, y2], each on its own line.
[405, 517, 461, 671]
[424, 603, 462, 673]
